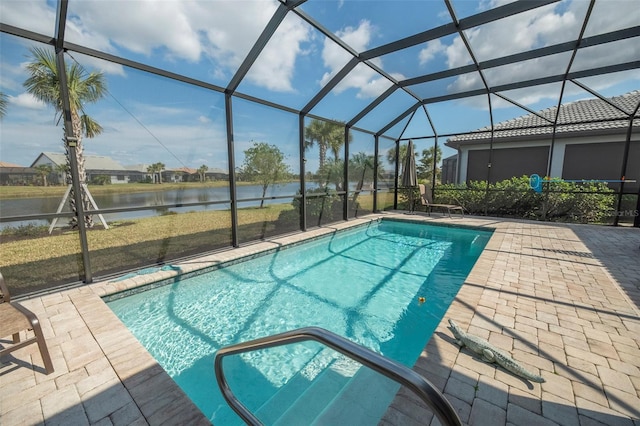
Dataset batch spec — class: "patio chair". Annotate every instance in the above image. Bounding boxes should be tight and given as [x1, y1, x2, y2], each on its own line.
[0, 272, 54, 374]
[419, 184, 464, 218]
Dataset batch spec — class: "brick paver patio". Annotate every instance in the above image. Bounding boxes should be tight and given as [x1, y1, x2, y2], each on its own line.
[1, 214, 639, 425]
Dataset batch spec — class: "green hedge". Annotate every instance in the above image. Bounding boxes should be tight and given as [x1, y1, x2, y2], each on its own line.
[434, 176, 615, 223]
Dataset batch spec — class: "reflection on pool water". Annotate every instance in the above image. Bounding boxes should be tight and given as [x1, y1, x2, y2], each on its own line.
[106, 219, 491, 424]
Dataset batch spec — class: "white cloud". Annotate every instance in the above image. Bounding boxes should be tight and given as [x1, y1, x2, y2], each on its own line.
[34, 0, 309, 89]
[441, 0, 639, 108]
[67, 52, 126, 77]
[195, 1, 279, 70]
[419, 40, 446, 65]
[320, 20, 393, 99]
[445, 35, 474, 68]
[3, 0, 636, 121]
[357, 72, 398, 99]
[0, 0, 57, 36]
[68, 1, 203, 61]
[338, 19, 375, 52]
[245, 14, 312, 92]
[0, 58, 29, 92]
[10, 93, 46, 109]
[320, 38, 357, 86]
[583, 0, 640, 38]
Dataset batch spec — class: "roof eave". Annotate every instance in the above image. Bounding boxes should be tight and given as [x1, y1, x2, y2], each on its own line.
[445, 125, 636, 148]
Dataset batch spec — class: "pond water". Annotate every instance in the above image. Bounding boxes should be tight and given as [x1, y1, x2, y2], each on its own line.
[0, 181, 384, 230]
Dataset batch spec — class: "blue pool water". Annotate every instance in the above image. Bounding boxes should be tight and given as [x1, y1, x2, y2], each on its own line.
[106, 219, 491, 424]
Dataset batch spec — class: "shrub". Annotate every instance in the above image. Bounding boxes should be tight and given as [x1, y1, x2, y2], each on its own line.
[1, 223, 49, 238]
[433, 176, 615, 223]
[279, 187, 348, 226]
[397, 187, 420, 210]
[91, 175, 111, 185]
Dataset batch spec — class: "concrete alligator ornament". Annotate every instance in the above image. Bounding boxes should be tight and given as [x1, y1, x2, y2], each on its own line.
[448, 319, 545, 383]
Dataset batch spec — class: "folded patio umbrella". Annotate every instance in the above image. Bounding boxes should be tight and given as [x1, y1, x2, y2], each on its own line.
[401, 139, 418, 212]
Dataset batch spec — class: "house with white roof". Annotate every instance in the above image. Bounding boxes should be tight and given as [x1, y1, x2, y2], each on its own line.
[445, 91, 640, 194]
[31, 152, 136, 184]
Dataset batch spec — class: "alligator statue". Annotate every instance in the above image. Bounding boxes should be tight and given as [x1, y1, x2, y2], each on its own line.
[448, 319, 545, 383]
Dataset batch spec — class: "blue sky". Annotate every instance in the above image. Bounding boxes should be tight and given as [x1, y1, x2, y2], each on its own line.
[1, 0, 638, 172]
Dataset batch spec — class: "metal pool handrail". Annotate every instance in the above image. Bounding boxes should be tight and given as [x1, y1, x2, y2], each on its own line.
[214, 326, 462, 426]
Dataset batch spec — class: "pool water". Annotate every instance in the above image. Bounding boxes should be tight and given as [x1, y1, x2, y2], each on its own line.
[106, 219, 491, 424]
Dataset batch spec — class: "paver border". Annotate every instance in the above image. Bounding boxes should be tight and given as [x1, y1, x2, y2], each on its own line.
[2, 213, 639, 425]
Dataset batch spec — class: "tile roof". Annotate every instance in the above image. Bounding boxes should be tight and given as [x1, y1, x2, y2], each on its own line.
[0, 161, 23, 168]
[446, 90, 640, 146]
[168, 167, 197, 174]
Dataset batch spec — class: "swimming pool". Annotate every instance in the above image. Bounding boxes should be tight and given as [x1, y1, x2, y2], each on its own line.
[106, 219, 491, 424]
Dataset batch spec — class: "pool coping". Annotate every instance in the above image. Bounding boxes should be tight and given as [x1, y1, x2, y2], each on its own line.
[2, 212, 639, 425]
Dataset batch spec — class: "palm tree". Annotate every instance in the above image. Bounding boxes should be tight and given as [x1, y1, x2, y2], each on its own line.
[54, 163, 68, 185]
[156, 162, 165, 183]
[417, 146, 443, 184]
[349, 152, 376, 203]
[0, 91, 8, 119]
[197, 164, 208, 182]
[328, 125, 352, 161]
[304, 119, 330, 171]
[304, 120, 343, 167]
[34, 164, 53, 187]
[386, 144, 410, 173]
[23, 47, 107, 228]
[304, 119, 351, 186]
[319, 158, 345, 192]
[147, 162, 165, 184]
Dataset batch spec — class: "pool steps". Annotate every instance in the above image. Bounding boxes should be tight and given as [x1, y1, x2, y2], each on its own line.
[215, 327, 461, 425]
[313, 367, 400, 424]
[273, 367, 348, 425]
[253, 348, 345, 424]
[253, 361, 326, 423]
[254, 357, 399, 424]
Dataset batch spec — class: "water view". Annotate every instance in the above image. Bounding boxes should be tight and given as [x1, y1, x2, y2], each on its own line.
[0, 181, 384, 230]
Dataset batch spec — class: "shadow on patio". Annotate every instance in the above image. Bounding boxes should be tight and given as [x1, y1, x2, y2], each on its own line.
[381, 293, 639, 425]
[0, 353, 209, 426]
[570, 225, 640, 313]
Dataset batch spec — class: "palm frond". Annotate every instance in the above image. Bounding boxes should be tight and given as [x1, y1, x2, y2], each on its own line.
[23, 47, 61, 109]
[81, 114, 104, 138]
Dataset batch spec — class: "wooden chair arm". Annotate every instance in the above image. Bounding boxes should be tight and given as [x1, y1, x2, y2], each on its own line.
[0, 271, 11, 303]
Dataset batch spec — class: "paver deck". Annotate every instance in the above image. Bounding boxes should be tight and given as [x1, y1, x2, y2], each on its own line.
[1, 214, 639, 425]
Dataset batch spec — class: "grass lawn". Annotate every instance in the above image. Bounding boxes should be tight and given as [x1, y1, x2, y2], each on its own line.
[0, 191, 386, 295]
[0, 204, 294, 294]
[1, 205, 295, 260]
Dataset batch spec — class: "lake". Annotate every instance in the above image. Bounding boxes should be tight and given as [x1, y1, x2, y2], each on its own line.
[0, 181, 382, 230]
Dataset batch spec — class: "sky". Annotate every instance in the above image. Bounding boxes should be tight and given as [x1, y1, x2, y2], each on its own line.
[0, 0, 638, 172]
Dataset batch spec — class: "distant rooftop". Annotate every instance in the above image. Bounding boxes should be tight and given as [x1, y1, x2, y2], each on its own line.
[0, 161, 24, 168]
[447, 91, 640, 146]
[34, 152, 127, 171]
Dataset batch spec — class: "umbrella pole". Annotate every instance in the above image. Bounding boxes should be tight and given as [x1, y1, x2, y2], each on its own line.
[410, 189, 413, 212]
[405, 187, 415, 215]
